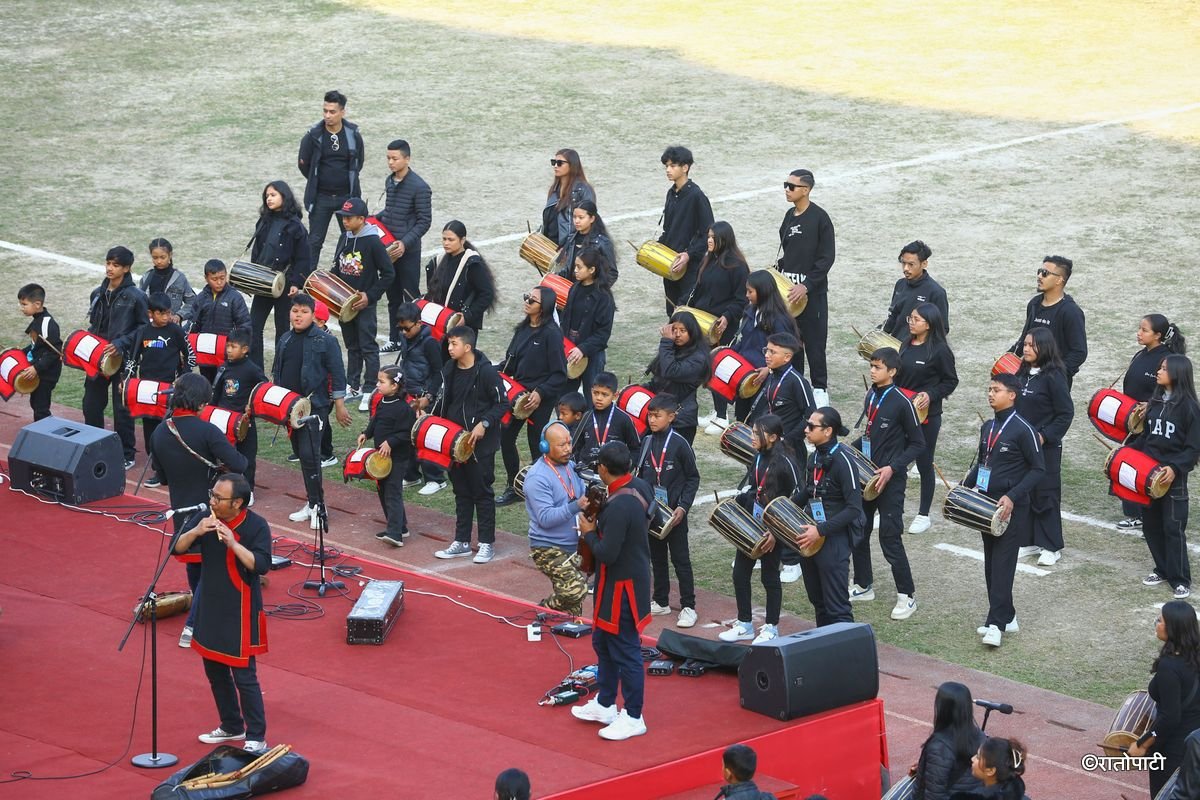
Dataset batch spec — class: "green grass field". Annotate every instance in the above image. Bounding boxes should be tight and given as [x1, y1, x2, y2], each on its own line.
[2, 0, 1198, 709]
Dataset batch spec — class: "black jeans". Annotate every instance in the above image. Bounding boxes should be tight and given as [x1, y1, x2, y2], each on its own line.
[854, 474, 915, 596]
[237, 422, 258, 489]
[915, 414, 942, 516]
[376, 470, 407, 537]
[1144, 481, 1191, 588]
[449, 449, 497, 544]
[30, 379, 55, 420]
[82, 374, 136, 460]
[800, 532, 853, 626]
[307, 192, 349, 267]
[249, 293, 293, 369]
[341, 306, 379, 392]
[203, 655, 266, 741]
[501, 400, 554, 484]
[649, 520, 695, 609]
[793, 291, 829, 390]
[732, 545, 782, 625]
[294, 410, 329, 506]
[385, 248, 422, 336]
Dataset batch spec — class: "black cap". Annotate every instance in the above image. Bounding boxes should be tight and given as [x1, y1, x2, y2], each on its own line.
[335, 197, 368, 217]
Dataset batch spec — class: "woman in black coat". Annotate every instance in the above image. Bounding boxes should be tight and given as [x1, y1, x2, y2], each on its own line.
[554, 201, 617, 283]
[913, 682, 985, 799]
[248, 180, 312, 366]
[646, 310, 711, 444]
[425, 220, 497, 332]
[561, 247, 616, 397]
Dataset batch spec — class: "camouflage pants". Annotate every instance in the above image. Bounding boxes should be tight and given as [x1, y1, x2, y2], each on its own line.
[530, 546, 587, 617]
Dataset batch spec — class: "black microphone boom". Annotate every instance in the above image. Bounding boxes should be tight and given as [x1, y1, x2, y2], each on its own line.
[164, 502, 208, 519]
[295, 413, 323, 428]
[975, 699, 1014, 714]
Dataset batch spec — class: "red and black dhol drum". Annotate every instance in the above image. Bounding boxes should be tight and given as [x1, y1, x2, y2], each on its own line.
[63, 330, 123, 378]
[415, 299, 464, 342]
[250, 382, 311, 429]
[199, 404, 247, 445]
[1088, 388, 1146, 443]
[563, 336, 588, 381]
[538, 274, 571, 311]
[616, 384, 655, 435]
[124, 378, 171, 419]
[0, 348, 36, 399]
[188, 332, 227, 369]
[709, 347, 760, 402]
[1105, 446, 1172, 506]
[411, 414, 474, 468]
[343, 447, 392, 482]
[991, 352, 1021, 377]
[365, 216, 395, 246]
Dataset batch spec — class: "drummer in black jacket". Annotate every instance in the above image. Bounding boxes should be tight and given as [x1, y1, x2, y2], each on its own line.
[496, 285, 568, 506]
[635, 394, 701, 629]
[793, 406, 864, 627]
[1010, 255, 1087, 387]
[424, 325, 508, 564]
[850, 348, 926, 620]
[211, 327, 266, 491]
[881, 240, 949, 340]
[393, 302, 446, 493]
[1130, 354, 1200, 599]
[657, 145, 714, 316]
[575, 372, 641, 471]
[964, 373, 1045, 648]
[561, 247, 616, 396]
[646, 309, 711, 444]
[358, 364, 416, 546]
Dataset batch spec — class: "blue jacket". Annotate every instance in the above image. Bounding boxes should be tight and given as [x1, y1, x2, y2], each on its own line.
[271, 324, 347, 410]
[524, 456, 585, 550]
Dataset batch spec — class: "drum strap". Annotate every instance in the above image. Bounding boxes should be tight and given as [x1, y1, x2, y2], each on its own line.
[610, 486, 651, 519]
[166, 419, 220, 471]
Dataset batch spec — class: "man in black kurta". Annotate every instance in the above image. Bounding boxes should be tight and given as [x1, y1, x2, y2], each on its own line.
[174, 474, 272, 752]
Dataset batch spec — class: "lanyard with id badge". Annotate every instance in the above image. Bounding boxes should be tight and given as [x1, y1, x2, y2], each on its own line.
[978, 414, 1013, 493]
[861, 386, 895, 462]
[647, 430, 674, 506]
[809, 444, 838, 522]
[752, 454, 770, 521]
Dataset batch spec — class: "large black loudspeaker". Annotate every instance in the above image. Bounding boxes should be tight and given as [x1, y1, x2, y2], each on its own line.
[9, 416, 125, 505]
[738, 622, 878, 720]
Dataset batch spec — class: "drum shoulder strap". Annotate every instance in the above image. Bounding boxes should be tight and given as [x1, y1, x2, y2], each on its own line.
[166, 418, 220, 471]
[611, 486, 650, 517]
[449, 250, 477, 304]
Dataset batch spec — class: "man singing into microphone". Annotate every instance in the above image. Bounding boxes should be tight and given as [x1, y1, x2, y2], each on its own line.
[151, 372, 247, 647]
[174, 473, 272, 754]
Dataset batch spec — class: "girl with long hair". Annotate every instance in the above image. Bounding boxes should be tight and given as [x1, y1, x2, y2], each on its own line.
[561, 247, 616, 396]
[248, 180, 312, 366]
[646, 310, 712, 444]
[542, 148, 595, 248]
[425, 220, 497, 332]
[555, 200, 617, 282]
[911, 681, 984, 798]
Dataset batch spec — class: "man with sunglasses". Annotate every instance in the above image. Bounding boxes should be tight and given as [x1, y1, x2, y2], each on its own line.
[657, 145, 713, 316]
[175, 473, 272, 754]
[298, 89, 365, 267]
[1010, 255, 1088, 388]
[394, 302, 447, 495]
[776, 168, 836, 408]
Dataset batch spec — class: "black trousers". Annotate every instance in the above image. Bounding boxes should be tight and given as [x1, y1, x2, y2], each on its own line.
[649, 520, 695, 609]
[675, 425, 697, 445]
[592, 602, 645, 718]
[236, 422, 258, 489]
[1027, 445, 1064, 552]
[142, 418, 162, 475]
[185, 561, 202, 629]
[449, 449, 497, 544]
[404, 448, 445, 483]
[663, 269, 699, 317]
[307, 192, 348, 267]
[501, 401, 554, 484]
[732, 545, 782, 625]
[385, 248, 421, 336]
[982, 503, 1028, 628]
[341, 306, 379, 392]
[376, 470, 407, 536]
[800, 533, 853, 626]
[793, 291, 829, 390]
[294, 410, 328, 505]
[202, 655, 266, 741]
[1144, 481, 1191, 588]
[249, 292, 293, 369]
[854, 474, 915, 596]
[29, 379, 55, 420]
[82, 374, 136, 460]
[914, 414, 942, 516]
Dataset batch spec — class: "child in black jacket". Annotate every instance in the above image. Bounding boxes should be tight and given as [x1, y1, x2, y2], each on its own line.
[129, 292, 195, 487]
[211, 327, 266, 490]
[574, 372, 640, 471]
[17, 283, 61, 421]
[359, 365, 416, 546]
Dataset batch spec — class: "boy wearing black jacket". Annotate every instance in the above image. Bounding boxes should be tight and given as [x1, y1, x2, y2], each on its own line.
[964, 373, 1045, 647]
[657, 146, 714, 316]
[1011, 255, 1088, 386]
[427, 326, 508, 564]
[212, 328, 266, 491]
[128, 292, 196, 487]
[393, 302, 446, 494]
[184, 260, 252, 383]
[881, 241, 949, 339]
[850, 348, 925, 620]
[574, 372, 640, 471]
[17, 284, 61, 421]
[83, 246, 149, 467]
[331, 197, 394, 405]
[636, 394, 700, 628]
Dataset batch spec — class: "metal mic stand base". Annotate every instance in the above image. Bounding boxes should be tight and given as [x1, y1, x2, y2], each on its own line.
[132, 752, 179, 769]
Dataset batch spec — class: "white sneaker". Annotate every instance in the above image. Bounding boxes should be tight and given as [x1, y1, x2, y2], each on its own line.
[909, 465, 920, 478]
[598, 709, 647, 741]
[704, 418, 729, 436]
[310, 510, 321, 530]
[571, 696, 618, 725]
[435, 541, 473, 559]
[344, 386, 363, 401]
[908, 515, 931, 534]
[813, 388, 830, 408]
[243, 740, 269, 755]
[288, 503, 313, 522]
[358, 391, 372, 412]
[649, 601, 671, 616]
[198, 726, 245, 744]
[731, 557, 762, 570]
[178, 626, 193, 648]
[677, 607, 697, 628]
[977, 619, 1019, 635]
[752, 624, 779, 644]
[981, 625, 1002, 647]
[1037, 549, 1061, 566]
[697, 412, 714, 427]
[891, 594, 917, 620]
[473, 543, 495, 563]
[1017, 546, 1042, 559]
[779, 564, 802, 583]
[849, 584, 875, 602]
[718, 620, 755, 642]
[320, 455, 339, 468]
[419, 481, 447, 496]
[248, 492, 255, 507]
[872, 512, 880, 531]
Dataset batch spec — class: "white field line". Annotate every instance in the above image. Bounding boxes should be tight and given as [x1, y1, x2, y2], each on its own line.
[933, 543, 1051, 576]
[1064, 509, 1200, 555]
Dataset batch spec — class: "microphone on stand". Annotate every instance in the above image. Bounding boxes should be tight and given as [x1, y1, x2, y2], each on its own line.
[295, 413, 323, 429]
[163, 502, 207, 520]
[153, 387, 175, 398]
[975, 699, 1013, 715]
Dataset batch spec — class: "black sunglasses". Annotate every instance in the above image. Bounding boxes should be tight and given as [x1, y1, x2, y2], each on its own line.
[522, 293, 541, 305]
[550, 158, 567, 167]
[1036, 268, 1061, 278]
[804, 421, 828, 430]
[784, 182, 807, 191]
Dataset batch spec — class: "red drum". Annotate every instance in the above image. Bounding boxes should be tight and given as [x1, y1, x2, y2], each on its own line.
[1089, 388, 1146, 443]
[411, 414, 474, 468]
[539, 274, 571, 311]
[896, 386, 929, 424]
[0, 348, 35, 400]
[342, 447, 392, 482]
[617, 384, 655, 435]
[124, 378, 171, 419]
[991, 352, 1021, 376]
[563, 336, 588, 381]
[415, 299, 464, 342]
[250, 381, 311, 429]
[188, 332, 227, 369]
[709, 347, 759, 402]
[64, 330, 123, 378]
[1106, 446, 1173, 506]
[499, 372, 534, 423]
[365, 216, 395, 246]
[200, 404, 246, 444]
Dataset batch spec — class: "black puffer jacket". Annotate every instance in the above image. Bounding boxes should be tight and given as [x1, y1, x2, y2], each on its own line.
[914, 727, 985, 799]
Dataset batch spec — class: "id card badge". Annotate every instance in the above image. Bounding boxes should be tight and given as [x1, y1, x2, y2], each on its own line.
[976, 466, 992, 493]
[860, 436, 871, 461]
[809, 500, 827, 523]
[654, 486, 669, 507]
[753, 502, 764, 521]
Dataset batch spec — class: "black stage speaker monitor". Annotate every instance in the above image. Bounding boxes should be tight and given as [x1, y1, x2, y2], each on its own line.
[738, 621, 878, 721]
[9, 416, 125, 505]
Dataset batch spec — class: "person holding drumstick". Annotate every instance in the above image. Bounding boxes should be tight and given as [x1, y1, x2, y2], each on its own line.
[247, 180, 312, 368]
[657, 146, 713, 316]
[554, 201, 617, 283]
[1010, 255, 1087, 388]
[719, 414, 800, 644]
[1127, 600, 1200, 796]
[963, 373, 1044, 648]
[1130, 353, 1200, 600]
[561, 247, 616, 397]
[646, 310, 711, 444]
[1117, 314, 1187, 530]
[897, 302, 958, 534]
[720, 271, 799, 427]
[683, 221, 750, 436]
[425, 220, 497, 334]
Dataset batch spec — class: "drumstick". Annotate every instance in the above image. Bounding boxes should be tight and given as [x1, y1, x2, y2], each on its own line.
[932, 461, 954, 492]
[526, 220, 532, 234]
[1091, 432, 1116, 452]
[977, 411, 987, 425]
[626, 239, 640, 252]
[850, 324, 863, 340]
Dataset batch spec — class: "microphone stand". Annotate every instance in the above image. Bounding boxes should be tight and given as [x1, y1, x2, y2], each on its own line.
[119, 517, 185, 769]
[302, 415, 344, 597]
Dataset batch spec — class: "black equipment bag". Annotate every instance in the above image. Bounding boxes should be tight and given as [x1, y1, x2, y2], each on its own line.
[656, 629, 749, 670]
[150, 745, 309, 799]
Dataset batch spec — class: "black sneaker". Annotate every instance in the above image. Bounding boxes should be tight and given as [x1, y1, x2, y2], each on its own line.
[380, 341, 403, 353]
[495, 486, 520, 507]
[145, 475, 162, 488]
[286, 454, 300, 463]
[1117, 517, 1143, 529]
